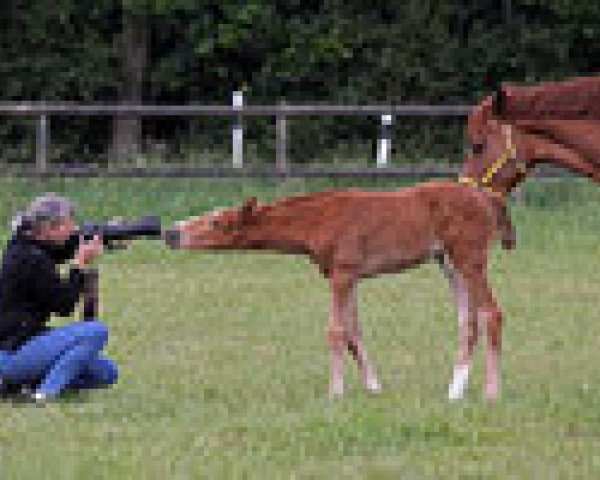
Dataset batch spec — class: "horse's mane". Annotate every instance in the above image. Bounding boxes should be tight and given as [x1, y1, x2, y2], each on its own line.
[254, 190, 344, 221]
[498, 75, 600, 120]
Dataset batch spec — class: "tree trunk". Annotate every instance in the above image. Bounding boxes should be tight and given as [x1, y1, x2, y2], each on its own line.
[112, 9, 147, 163]
[502, 0, 513, 26]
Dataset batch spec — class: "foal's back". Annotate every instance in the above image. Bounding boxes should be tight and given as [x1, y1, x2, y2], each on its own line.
[306, 182, 499, 278]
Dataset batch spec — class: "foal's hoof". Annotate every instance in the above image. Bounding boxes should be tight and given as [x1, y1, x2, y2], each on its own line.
[501, 231, 517, 250]
[484, 385, 499, 402]
[328, 384, 345, 400]
[328, 390, 344, 401]
[448, 390, 464, 402]
[502, 238, 516, 250]
[365, 378, 383, 394]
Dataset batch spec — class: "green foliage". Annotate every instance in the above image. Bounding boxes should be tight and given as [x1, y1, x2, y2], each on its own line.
[1, 1, 599, 163]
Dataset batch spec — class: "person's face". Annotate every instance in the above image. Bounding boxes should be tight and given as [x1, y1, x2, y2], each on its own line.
[36, 215, 77, 244]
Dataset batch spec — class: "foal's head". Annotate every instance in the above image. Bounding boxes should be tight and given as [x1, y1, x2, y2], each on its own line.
[165, 197, 261, 250]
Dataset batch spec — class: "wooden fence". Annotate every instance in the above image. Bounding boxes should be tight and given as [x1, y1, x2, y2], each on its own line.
[0, 95, 474, 178]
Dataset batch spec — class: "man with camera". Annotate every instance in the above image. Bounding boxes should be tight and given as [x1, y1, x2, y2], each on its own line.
[0, 193, 118, 403]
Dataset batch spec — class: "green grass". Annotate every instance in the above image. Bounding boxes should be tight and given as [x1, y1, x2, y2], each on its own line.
[0, 176, 599, 478]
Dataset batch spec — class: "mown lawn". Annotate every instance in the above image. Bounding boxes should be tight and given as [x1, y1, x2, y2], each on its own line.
[0, 176, 598, 479]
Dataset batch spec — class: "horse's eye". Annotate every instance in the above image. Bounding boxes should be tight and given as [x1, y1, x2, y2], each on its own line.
[471, 143, 484, 155]
[207, 218, 220, 229]
[210, 218, 235, 232]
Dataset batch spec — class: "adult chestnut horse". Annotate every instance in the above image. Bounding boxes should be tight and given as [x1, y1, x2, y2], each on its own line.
[165, 183, 513, 401]
[461, 75, 600, 196]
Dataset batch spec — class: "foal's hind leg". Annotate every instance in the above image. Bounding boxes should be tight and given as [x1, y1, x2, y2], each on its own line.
[328, 270, 354, 398]
[346, 285, 381, 393]
[441, 256, 479, 400]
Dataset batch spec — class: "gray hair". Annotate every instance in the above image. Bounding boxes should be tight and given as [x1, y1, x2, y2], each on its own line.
[11, 193, 76, 234]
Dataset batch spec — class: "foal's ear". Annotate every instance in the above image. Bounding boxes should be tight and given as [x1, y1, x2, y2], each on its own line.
[492, 86, 506, 116]
[240, 196, 259, 224]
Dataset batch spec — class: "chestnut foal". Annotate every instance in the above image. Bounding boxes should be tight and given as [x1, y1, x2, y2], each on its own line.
[165, 182, 513, 401]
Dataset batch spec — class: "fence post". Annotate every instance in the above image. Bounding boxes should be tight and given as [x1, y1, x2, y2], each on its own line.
[377, 113, 393, 167]
[276, 100, 288, 178]
[232, 91, 244, 167]
[36, 114, 48, 173]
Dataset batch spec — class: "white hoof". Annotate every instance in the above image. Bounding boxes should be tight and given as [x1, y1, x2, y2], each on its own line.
[448, 386, 464, 401]
[365, 377, 382, 394]
[329, 382, 345, 400]
[448, 365, 470, 401]
[485, 382, 499, 401]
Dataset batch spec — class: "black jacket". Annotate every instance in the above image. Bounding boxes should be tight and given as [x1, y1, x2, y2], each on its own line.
[0, 232, 86, 351]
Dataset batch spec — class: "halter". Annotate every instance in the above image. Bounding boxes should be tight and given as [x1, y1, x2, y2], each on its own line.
[459, 124, 527, 196]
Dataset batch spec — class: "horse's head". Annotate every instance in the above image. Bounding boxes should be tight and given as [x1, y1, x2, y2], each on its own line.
[461, 87, 530, 196]
[165, 197, 260, 250]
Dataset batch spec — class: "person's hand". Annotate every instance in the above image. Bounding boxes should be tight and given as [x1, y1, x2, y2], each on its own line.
[73, 234, 104, 268]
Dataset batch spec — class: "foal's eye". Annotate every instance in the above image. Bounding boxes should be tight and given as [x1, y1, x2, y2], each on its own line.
[209, 218, 235, 232]
[207, 218, 220, 229]
[471, 143, 484, 155]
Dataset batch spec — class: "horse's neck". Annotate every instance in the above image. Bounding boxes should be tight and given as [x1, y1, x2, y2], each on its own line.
[246, 196, 333, 253]
[512, 121, 600, 184]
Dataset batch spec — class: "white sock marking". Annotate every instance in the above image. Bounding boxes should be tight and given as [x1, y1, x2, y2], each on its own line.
[448, 364, 470, 400]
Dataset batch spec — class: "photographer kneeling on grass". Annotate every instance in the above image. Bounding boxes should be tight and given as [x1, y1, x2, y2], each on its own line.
[0, 194, 118, 404]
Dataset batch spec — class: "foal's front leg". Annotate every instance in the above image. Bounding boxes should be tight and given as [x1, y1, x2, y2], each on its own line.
[444, 263, 479, 401]
[452, 265, 502, 401]
[346, 285, 381, 393]
[327, 271, 354, 398]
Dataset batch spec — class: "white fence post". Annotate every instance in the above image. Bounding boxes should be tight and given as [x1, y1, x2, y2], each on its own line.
[232, 90, 244, 167]
[36, 114, 48, 173]
[377, 113, 393, 167]
[276, 100, 288, 178]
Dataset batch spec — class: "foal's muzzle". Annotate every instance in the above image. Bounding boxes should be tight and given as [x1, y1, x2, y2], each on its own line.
[164, 229, 182, 249]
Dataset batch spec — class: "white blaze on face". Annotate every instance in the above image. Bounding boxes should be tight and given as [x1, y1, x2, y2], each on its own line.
[179, 210, 221, 230]
[176, 207, 235, 247]
[174, 219, 190, 229]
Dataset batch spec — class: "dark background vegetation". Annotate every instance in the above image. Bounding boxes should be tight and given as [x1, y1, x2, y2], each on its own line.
[1, 1, 599, 165]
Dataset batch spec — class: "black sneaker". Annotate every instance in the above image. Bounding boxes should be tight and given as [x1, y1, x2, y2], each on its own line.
[0, 378, 24, 399]
[0, 381, 47, 405]
[7, 389, 48, 406]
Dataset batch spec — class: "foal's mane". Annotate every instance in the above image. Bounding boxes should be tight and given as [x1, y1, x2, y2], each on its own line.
[255, 190, 346, 223]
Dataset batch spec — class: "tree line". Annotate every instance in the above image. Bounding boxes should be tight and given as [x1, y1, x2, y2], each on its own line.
[1, 1, 599, 165]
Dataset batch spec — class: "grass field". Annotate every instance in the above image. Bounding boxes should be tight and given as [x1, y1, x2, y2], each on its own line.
[0, 176, 598, 479]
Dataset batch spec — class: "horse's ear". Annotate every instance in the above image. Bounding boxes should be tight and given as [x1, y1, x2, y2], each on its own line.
[492, 86, 506, 116]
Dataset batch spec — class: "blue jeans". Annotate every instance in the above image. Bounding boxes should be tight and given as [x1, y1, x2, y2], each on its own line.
[0, 321, 118, 397]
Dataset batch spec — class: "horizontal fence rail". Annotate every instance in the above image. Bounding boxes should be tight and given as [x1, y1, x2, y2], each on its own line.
[0, 164, 464, 178]
[0, 103, 474, 116]
[0, 98, 477, 178]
